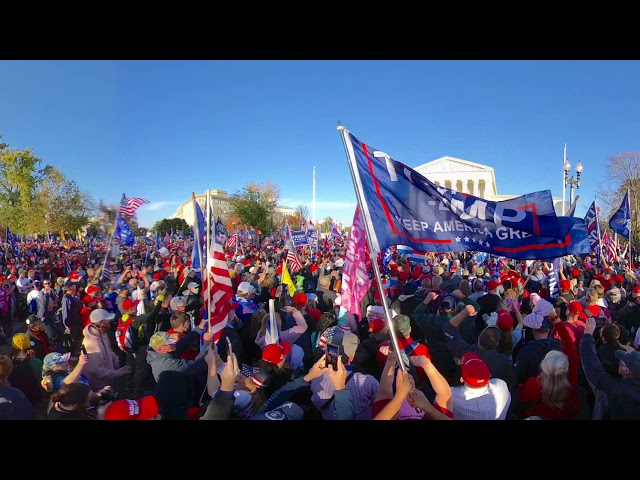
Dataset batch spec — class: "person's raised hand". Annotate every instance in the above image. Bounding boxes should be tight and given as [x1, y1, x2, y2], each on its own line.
[426, 291, 438, 303]
[394, 370, 414, 399]
[304, 354, 328, 382]
[220, 352, 239, 391]
[409, 354, 431, 371]
[327, 355, 348, 390]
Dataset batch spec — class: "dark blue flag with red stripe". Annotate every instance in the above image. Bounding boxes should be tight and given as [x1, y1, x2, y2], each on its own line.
[341, 130, 590, 260]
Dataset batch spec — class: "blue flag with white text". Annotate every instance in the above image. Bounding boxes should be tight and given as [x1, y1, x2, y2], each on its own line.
[609, 190, 631, 241]
[342, 130, 588, 260]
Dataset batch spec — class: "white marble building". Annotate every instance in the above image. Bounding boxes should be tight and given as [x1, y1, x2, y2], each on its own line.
[414, 156, 568, 215]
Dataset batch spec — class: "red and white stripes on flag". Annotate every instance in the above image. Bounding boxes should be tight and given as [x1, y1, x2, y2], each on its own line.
[202, 232, 234, 343]
[286, 249, 303, 273]
[602, 232, 618, 262]
[119, 194, 150, 216]
[226, 233, 238, 249]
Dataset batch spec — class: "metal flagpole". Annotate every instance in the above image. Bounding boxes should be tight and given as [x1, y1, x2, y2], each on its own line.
[562, 144, 567, 216]
[205, 191, 213, 334]
[102, 212, 120, 277]
[628, 188, 633, 267]
[337, 123, 406, 372]
[595, 197, 603, 265]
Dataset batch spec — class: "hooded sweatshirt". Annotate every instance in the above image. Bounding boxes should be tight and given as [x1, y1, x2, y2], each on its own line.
[81, 324, 129, 389]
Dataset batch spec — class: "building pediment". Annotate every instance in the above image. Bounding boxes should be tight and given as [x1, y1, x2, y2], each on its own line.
[415, 156, 494, 174]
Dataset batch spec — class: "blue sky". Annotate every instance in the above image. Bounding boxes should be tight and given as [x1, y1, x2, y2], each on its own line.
[1, 60, 639, 229]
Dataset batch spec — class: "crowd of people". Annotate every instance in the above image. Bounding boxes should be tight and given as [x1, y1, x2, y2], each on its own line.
[1, 236, 639, 420]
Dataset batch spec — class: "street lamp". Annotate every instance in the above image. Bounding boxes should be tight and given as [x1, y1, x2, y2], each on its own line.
[564, 159, 583, 210]
[561, 144, 583, 215]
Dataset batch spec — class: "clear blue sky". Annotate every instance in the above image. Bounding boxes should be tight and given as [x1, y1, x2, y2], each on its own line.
[1, 60, 639, 229]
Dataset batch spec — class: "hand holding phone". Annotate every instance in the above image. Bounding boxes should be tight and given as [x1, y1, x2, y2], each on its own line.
[225, 337, 234, 361]
[326, 343, 340, 370]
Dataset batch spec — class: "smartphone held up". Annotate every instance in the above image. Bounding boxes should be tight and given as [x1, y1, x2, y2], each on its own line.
[326, 343, 340, 370]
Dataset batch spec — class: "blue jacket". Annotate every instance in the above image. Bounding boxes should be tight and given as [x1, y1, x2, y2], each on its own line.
[0, 382, 34, 420]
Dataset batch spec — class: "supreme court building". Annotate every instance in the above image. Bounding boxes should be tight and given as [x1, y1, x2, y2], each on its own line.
[414, 156, 567, 215]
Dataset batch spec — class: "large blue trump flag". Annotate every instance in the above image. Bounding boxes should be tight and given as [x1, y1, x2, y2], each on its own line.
[340, 129, 590, 260]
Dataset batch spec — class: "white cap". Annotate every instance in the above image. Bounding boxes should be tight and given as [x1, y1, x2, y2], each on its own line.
[89, 309, 115, 323]
[249, 267, 256, 274]
[237, 281, 256, 294]
[187, 282, 199, 290]
[170, 296, 188, 310]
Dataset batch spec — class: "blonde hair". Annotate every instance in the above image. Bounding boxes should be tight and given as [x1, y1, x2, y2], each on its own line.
[539, 350, 571, 408]
[503, 288, 519, 302]
[261, 276, 274, 289]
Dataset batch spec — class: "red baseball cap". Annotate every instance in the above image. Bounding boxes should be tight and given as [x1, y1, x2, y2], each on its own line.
[123, 299, 139, 311]
[461, 352, 491, 388]
[560, 280, 572, 291]
[262, 342, 292, 365]
[103, 396, 159, 420]
[487, 280, 500, 291]
[369, 318, 385, 333]
[496, 310, 513, 331]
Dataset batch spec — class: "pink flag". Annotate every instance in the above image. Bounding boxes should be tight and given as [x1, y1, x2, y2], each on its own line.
[340, 206, 372, 319]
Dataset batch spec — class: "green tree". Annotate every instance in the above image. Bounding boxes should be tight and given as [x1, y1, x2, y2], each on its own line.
[229, 181, 279, 234]
[317, 216, 334, 234]
[28, 167, 95, 235]
[0, 136, 94, 235]
[152, 217, 190, 235]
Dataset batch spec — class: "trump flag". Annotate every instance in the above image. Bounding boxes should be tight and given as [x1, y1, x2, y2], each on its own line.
[340, 129, 589, 260]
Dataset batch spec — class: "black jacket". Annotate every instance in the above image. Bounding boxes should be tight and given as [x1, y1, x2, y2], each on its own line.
[514, 338, 562, 385]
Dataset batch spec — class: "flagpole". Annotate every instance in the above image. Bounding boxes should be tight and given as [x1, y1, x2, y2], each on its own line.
[102, 211, 120, 277]
[205, 191, 213, 334]
[337, 124, 406, 372]
[595, 197, 603, 265]
[628, 187, 633, 267]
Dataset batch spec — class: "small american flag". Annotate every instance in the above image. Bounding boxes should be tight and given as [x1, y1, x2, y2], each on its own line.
[226, 233, 237, 249]
[286, 249, 303, 273]
[119, 193, 150, 216]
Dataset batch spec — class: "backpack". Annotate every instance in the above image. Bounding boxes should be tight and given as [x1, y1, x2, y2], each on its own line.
[116, 314, 140, 353]
[584, 305, 608, 327]
[28, 295, 38, 314]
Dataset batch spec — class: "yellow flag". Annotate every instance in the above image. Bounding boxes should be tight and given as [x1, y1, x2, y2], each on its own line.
[61, 231, 66, 242]
[281, 261, 297, 298]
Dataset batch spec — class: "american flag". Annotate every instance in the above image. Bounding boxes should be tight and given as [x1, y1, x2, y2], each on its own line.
[602, 232, 618, 262]
[226, 233, 238, 249]
[202, 222, 234, 343]
[286, 249, 303, 273]
[119, 193, 149, 217]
